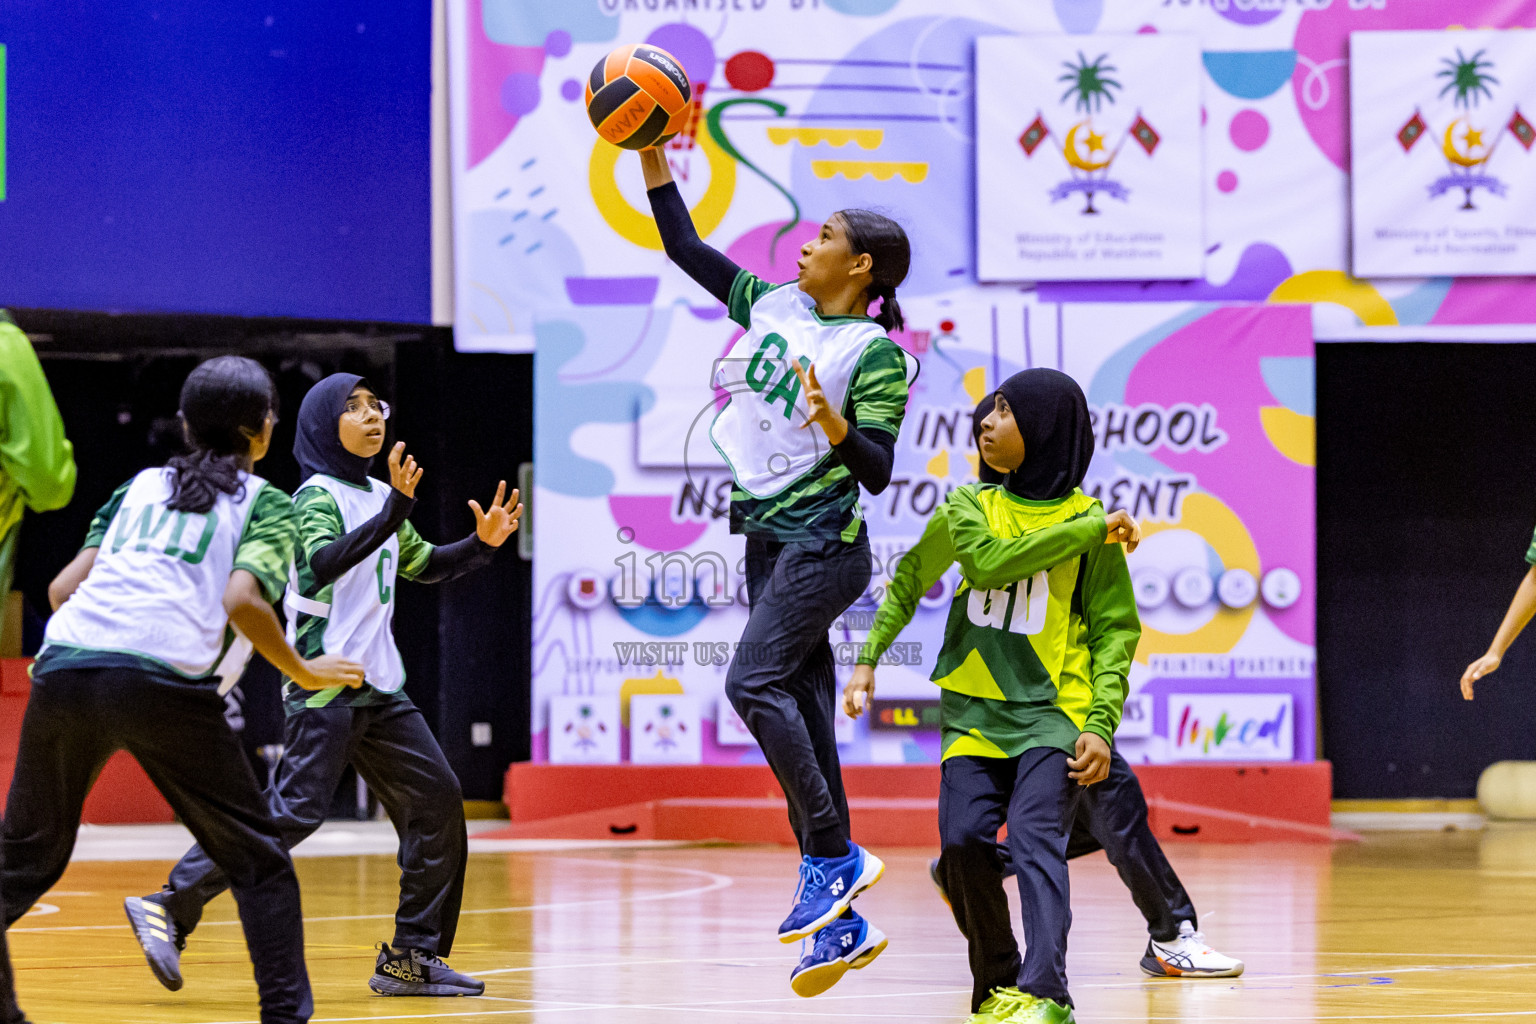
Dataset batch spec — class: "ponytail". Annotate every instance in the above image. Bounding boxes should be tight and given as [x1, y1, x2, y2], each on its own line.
[873, 285, 905, 333]
[835, 208, 911, 337]
[167, 449, 248, 515]
[167, 356, 277, 514]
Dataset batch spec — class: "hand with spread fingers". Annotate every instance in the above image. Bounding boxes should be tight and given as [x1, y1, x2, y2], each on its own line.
[470, 481, 523, 547]
[792, 361, 849, 445]
[387, 442, 423, 498]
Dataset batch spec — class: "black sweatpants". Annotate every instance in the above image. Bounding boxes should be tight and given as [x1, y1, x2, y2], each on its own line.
[725, 533, 871, 858]
[938, 749, 1082, 1011]
[0, 847, 27, 1024]
[163, 698, 467, 956]
[1067, 749, 1196, 941]
[978, 749, 1197, 942]
[0, 667, 311, 1024]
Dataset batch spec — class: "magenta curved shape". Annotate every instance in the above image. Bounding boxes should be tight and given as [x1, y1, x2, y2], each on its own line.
[1123, 305, 1315, 645]
[468, 0, 546, 168]
[609, 495, 709, 552]
[1431, 278, 1536, 326]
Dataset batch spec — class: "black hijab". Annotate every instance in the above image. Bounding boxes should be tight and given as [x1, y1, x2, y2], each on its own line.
[294, 373, 374, 486]
[993, 368, 1094, 501]
[971, 394, 1005, 486]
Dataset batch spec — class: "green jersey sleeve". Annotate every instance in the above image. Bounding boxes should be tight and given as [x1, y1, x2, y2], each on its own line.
[292, 487, 346, 566]
[234, 484, 297, 605]
[1077, 537, 1141, 745]
[859, 506, 957, 666]
[946, 486, 1108, 592]
[396, 519, 435, 582]
[1526, 524, 1536, 566]
[726, 270, 782, 329]
[847, 338, 912, 439]
[81, 480, 133, 550]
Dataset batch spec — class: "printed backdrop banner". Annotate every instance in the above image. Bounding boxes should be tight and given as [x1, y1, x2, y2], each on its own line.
[1351, 30, 1536, 279]
[445, 0, 1536, 763]
[975, 33, 1204, 281]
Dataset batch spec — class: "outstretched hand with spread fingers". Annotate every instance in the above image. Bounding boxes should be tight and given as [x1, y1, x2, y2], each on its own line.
[792, 361, 849, 445]
[470, 481, 523, 547]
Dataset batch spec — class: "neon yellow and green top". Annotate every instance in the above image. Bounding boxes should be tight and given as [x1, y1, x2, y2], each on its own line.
[858, 483, 1140, 760]
[0, 312, 76, 541]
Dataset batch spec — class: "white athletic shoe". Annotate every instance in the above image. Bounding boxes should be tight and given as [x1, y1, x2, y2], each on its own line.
[1140, 920, 1245, 978]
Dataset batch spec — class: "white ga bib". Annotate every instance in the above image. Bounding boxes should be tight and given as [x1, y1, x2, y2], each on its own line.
[708, 286, 912, 498]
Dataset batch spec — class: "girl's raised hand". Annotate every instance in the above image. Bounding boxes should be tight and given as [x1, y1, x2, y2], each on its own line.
[1105, 509, 1142, 553]
[387, 442, 424, 498]
[791, 361, 849, 445]
[469, 481, 523, 548]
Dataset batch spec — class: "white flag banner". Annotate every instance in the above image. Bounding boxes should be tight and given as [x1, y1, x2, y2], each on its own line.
[1350, 29, 1536, 278]
[975, 33, 1204, 282]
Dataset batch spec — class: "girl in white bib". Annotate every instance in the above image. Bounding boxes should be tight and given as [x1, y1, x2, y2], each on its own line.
[638, 147, 919, 997]
[11, 356, 365, 1024]
[131, 373, 522, 999]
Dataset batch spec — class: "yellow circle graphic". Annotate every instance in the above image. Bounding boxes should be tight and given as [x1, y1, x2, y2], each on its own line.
[589, 132, 737, 251]
[1134, 492, 1260, 663]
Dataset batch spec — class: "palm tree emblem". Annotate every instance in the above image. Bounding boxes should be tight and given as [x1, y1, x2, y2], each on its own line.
[1058, 52, 1121, 114]
[1395, 48, 1533, 212]
[1437, 49, 1498, 109]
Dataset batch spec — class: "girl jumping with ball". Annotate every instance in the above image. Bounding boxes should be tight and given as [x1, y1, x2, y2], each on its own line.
[638, 146, 917, 997]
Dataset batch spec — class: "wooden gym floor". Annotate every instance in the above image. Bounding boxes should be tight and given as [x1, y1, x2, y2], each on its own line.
[9, 824, 1536, 1022]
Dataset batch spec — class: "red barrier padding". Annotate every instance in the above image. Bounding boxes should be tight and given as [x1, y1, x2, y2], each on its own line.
[495, 760, 1334, 845]
[0, 659, 174, 824]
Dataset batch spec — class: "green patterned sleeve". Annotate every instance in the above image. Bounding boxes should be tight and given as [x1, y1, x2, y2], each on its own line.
[726, 269, 780, 329]
[81, 479, 132, 550]
[234, 484, 297, 605]
[947, 486, 1108, 592]
[858, 505, 956, 666]
[292, 487, 345, 566]
[1079, 536, 1141, 745]
[847, 338, 913, 438]
[1525, 524, 1536, 566]
[395, 519, 435, 581]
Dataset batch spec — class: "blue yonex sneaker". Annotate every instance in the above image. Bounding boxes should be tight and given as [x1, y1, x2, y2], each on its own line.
[777, 842, 885, 943]
[789, 909, 888, 997]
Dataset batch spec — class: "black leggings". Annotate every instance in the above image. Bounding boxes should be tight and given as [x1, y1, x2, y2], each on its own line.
[164, 698, 467, 955]
[725, 533, 872, 859]
[1, 666, 311, 1024]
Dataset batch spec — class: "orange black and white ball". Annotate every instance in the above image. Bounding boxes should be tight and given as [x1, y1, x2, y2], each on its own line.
[585, 43, 693, 150]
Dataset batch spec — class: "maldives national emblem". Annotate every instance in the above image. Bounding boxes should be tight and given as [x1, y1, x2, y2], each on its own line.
[1394, 47, 1535, 211]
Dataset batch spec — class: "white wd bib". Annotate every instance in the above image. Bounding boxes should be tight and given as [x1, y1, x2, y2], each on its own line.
[286, 475, 407, 693]
[708, 286, 912, 498]
[45, 467, 266, 690]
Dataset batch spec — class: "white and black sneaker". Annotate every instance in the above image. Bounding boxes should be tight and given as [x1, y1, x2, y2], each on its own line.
[1140, 920, 1245, 978]
[369, 942, 485, 996]
[124, 894, 184, 991]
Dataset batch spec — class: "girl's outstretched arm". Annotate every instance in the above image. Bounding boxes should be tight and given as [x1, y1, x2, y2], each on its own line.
[1462, 565, 1536, 699]
[308, 442, 419, 586]
[402, 483, 523, 585]
[642, 148, 742, 305]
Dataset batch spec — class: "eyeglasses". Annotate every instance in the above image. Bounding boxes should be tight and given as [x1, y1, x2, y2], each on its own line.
[342, 396, 391, 421]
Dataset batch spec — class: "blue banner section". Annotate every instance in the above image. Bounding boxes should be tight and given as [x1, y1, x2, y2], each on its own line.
[0, 1, 431, 322]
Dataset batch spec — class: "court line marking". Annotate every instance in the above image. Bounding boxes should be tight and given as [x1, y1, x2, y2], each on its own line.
[12, 858, 732, 935]
[169, 986, 979, 1024]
